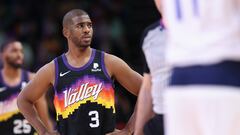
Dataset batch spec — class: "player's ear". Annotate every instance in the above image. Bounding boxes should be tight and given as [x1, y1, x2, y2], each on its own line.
[63, 27, 69, 38]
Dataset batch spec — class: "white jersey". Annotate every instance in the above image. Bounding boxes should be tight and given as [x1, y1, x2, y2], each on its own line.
[142, 21, 171, 114]
[162, 0, 240, 66]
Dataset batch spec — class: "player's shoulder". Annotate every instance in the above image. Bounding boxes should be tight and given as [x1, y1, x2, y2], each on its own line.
[27, 71, 35, 80]
[103, 52, 122, 64]
[142, 21, 166, 50]
[142, 21, 163, 39]
[48, 54, 65, 68]
[35, 60, 55, 76]
[102, 52, 127, 71]
[20, 69, 35, 80]
[31, 60, 56, 84]
[141, 20, 164, 47]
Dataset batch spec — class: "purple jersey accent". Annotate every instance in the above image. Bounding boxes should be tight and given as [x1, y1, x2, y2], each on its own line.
[62, 49, 96, 71]
[101, 52, 113, 83]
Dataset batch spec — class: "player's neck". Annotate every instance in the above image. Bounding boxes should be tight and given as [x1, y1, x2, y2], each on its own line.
[2, 65, 21, 79]
[65, 47, 92, 68]
[67, 45, 91, 59]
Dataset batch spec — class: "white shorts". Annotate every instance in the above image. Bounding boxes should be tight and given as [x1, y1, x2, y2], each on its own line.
[164, 86, 240, 135]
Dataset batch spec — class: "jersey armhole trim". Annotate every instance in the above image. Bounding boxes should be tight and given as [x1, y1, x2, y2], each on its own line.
[53, 58, 59, 93]
[25, 70, 30, 82]
[101, 52, 114, 84]
[21, 69, 27, 82]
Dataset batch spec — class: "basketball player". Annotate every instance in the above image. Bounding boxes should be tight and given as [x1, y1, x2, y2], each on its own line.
[134, 1, 170, 134]
[17, 9, 142, 135]
[159, 0, 240, 135]
[0, 40, 54, 135]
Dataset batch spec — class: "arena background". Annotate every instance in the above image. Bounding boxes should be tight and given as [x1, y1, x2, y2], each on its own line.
[0, 0, 160, 129]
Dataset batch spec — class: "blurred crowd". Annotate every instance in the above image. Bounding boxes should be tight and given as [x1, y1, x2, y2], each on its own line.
[0, 0, 159, 128]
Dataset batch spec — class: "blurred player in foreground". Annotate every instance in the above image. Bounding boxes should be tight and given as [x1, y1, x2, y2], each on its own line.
[160, 0, 240, 135]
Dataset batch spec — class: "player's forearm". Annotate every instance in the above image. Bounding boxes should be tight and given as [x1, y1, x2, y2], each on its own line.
[17, 96, 47, 135]
[134, 87, 154, 135]
[35, 95, 55, 132]
[123, 105, 137, 135]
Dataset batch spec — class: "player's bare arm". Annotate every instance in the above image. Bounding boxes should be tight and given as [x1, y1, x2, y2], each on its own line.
[134, 73, 154, 135]
[105, 53, 142, 95]
[28, 72, 55, 132]
[105, 53, 143, 135]
[17, 62, 59, 135]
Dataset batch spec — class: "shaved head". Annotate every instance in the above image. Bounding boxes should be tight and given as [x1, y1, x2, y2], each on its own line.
[62, 9, 93, 48]
[63, 9, 89, 28]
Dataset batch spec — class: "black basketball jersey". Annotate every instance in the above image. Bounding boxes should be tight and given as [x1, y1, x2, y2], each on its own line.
[0, 70, 36, 135]
[53, 49, 116, 135]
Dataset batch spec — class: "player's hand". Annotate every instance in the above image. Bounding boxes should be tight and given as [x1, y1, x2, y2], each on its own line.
[106, 128, 131, 135]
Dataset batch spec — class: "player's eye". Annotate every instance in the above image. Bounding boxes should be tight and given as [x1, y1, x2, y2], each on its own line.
[76, 24, 84, 29]
[87, 23, 92, 28]
[80, 24, 84, 28]
[11, 48, 17, 52]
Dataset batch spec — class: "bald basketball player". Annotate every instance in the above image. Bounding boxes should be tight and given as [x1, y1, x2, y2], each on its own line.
[17, 9, 142, 135]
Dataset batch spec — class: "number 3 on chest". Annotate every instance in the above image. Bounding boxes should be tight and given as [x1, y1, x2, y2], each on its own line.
[89, 110, 100, 128]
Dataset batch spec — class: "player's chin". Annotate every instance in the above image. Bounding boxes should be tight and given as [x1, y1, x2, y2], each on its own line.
[81, 42, 91, 47]
[12, 63, 22, 68]
[81, 38, 91, 45]
[77, 44, 90, 49]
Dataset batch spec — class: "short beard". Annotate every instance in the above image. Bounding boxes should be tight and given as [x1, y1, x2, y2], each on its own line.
[76, 44, 90, 48]
[71, 37, 90, 49]
[7, 61, 22, 69]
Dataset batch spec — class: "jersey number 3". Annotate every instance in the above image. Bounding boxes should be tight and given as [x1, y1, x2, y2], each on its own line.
[175, 0, 199, 20]
[89, 111, 100, 128]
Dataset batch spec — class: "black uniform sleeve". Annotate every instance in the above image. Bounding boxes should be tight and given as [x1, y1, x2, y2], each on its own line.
[143, 58, 150, 74]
